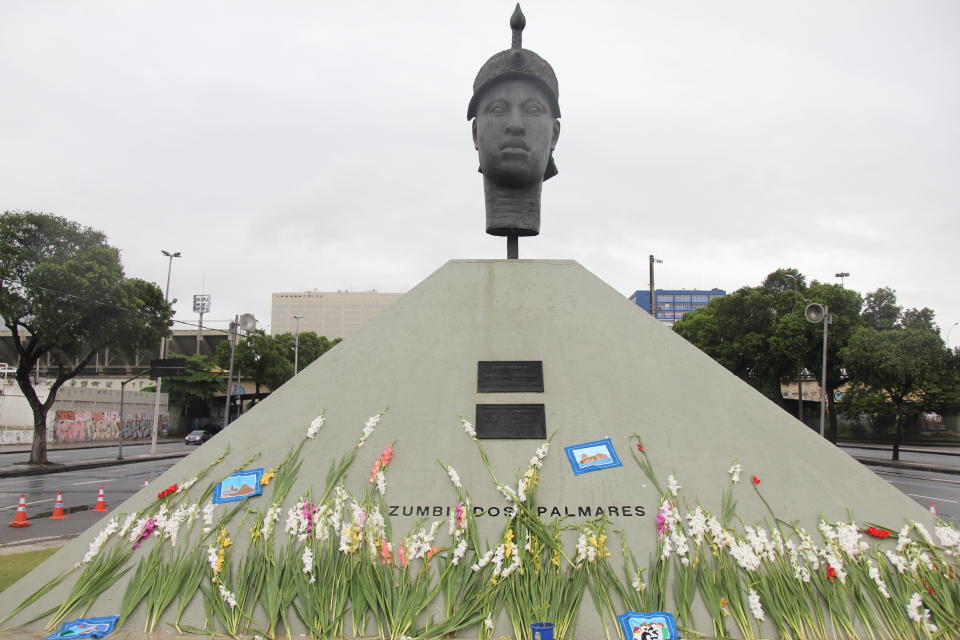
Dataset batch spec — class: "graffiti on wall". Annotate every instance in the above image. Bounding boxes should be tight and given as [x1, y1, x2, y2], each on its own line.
[52, 410, 169, 442]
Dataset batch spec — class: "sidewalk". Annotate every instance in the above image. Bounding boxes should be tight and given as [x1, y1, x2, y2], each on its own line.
[0, 437, 189, 479]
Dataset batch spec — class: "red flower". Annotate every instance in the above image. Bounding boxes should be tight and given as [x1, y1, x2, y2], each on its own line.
[157, 484, 178, 499]
[865, 526, 891, 539]
[826, 565, 837, 580]
[636, 443, 644, 453]
[751, 475, 760, 485]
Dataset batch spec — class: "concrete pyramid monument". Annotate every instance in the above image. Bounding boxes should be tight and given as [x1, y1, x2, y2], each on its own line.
[3, 259, 953, 640]
[6, 7, 958, 639]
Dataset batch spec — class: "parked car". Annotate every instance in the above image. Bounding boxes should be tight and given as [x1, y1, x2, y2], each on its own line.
[184, 429, 214, 445]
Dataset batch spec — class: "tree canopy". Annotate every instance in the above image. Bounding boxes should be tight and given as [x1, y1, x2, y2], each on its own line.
[0, 211, 173, 463]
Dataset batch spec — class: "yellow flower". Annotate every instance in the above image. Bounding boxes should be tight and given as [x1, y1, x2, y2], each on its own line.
[260, 471, 276, 486]
[215, 547, 225, 574]
[504, 530, 515, 559]
[551, 551, 561, 567]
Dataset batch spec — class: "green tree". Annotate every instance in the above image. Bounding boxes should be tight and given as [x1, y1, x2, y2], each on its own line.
[154, 353, 223, 417]
[860, 287, 900, 330]
[0, 211, 172, 464]
[273, 331, 341, 372]
[841, 326, 949, 460]
[674, 268, 808, 407]
[215, 329, 293, 399]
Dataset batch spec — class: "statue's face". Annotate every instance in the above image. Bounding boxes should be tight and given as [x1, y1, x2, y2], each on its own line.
[473, 78, 560, 188]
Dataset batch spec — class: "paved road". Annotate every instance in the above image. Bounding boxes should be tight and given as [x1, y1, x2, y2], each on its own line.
[0, 441, 191, 466]
[0, 455, 185, 546]
[869, 466, 960, 524]
[840, 445, 960, 469]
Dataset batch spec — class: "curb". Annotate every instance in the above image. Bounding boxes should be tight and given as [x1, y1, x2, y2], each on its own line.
[841, 443, 960, 457]
[854, 456, 960, 476]
[0, 451, 190, 479]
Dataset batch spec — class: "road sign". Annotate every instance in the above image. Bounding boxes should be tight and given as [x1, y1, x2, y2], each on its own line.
[193, 294, 212, 314]
[150, 358, 187, 377]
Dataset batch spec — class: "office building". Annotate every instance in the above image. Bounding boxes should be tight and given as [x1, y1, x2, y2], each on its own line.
[629, 288, 726, 326]
[270, 290, 404, 339]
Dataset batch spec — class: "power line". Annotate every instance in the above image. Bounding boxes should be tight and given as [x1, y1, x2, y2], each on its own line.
[1, 277, 233, 335]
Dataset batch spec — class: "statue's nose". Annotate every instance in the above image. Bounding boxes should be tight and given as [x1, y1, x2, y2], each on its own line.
[505, 110, 525, 135]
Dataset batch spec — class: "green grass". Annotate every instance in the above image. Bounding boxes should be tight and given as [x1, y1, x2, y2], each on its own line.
[0, 547, 60, 594]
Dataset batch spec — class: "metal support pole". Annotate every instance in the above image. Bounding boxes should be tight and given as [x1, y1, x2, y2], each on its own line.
[118, 380, 126, 460]
[648, 255, 662, 317]
[151, 250, 179, 455]
[223, 316, 238, 427]
[819, 313, 830, 438]
[197, 311, 204, 355]
[507, 234, 518, 260]
[293, 314, 303, 374]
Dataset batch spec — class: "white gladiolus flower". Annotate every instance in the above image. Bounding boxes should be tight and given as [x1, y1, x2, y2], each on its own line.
[472, 549, 494, 572]
[307, 413, 325, 439]
[302, 546, 314, 574]
[728, 463, 742, 484]
[631, 573, 646, 592]
[867, 560, 890, 598]
[446, 465, 462, 488]
[835, 521, 866, 557]
[484, 616, 494, 630]
[80, 518, 119, 566]
[218, 584, 238, 609]
[460, 417, 477, 440]
[207, 545, 219, 571]
[935, 525, 960, 556]
[906, 592, 937, 632]
[376, 471, 387, 495]
[883, 549, 908, 574]
[261, 504, 282, 539]
[118, 512, 139, 537]
[451, 538, 468, 566]
[728, 540, 761, 571]
[912, 521, 933, 544]
[177, 477, 197, 493]
[500, 553, 521, 578]
[357, 411, 385, 448]
[128, 518, 148, 544]
[667, 474, 682, 496]
[897, 525, 912, 552]
[490, 544, 506, 576]
[202, 501, 216, 533]
[660, 536, 673, 560]
[686, 507, 708, 545]
[748, 589, 765, 621]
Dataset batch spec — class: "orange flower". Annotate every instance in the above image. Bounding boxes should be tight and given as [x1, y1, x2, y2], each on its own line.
[369, 444, 395, 483]
[751, 475, 761, 485]
[379, 539, 393, 565]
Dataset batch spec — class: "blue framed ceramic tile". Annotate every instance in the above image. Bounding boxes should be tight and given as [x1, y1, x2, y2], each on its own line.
[45, 616, 119, 639]
[563, 438, 622, 475]
[212, 467, 264, 504]
[617, 611, 677, 640]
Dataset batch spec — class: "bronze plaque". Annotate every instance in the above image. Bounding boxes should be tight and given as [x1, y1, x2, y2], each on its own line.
[477, 361, 544, 393]
[475, 404, 546, 439]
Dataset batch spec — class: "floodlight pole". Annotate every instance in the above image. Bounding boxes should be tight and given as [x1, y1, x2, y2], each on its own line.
[648, 255, 663, 317]
[293, 314, 304, 374]
[151, 250, 180, 455]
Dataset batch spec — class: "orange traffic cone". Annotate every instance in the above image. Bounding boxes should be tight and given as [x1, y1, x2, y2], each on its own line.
[50, 490, 68, 520]
[93, 486, 108, 512]
[8, 494, 31, 527]
[143, 479, 149, 488]
[930, 503, 938, 516]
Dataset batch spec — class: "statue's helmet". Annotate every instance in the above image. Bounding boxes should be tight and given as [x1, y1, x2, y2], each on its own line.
[468, 4, 560, 180]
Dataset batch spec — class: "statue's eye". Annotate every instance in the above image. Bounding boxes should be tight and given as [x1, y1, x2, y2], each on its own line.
[488, 102, 508, 115]
[525, 102, 544, 114]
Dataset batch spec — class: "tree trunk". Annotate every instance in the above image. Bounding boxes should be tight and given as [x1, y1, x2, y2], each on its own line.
[30, 406, 49, 465]
[892, 401, 903, 461]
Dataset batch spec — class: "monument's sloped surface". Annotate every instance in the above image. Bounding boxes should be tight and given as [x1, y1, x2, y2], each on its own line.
[3, 260, 947, 639]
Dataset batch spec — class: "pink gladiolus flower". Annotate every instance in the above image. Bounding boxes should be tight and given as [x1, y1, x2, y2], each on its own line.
[302, 502, 314, 533]
[455, 502, 466, 529]
[133, 517, 157, 550]
[380, 539, 393, 565]
[399, 544, 407, 568]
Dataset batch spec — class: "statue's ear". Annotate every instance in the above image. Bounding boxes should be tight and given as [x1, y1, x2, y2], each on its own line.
[551, 120, 561, 150]
[472, 119, 479, 150]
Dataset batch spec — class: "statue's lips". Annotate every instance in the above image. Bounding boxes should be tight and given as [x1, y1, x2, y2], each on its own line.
[500, 141, 530, 152]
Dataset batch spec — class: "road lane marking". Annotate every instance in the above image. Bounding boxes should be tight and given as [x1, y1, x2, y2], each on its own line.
[72, 479, 116, 486]
[907, 493, 958, 504]
[0, 498, 54, 511]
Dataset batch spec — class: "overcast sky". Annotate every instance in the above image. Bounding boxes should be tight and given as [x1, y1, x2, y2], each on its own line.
[3, 1, 958, 344]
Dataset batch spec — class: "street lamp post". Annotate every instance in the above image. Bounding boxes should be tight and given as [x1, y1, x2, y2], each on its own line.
[648, 255, 663, 317]
[835, 272, 850, 288]
[150, 250, 180, 455]
[293, 314, 304, 374]
[946, 322, 959, 348]
[805, 303, 830, 439]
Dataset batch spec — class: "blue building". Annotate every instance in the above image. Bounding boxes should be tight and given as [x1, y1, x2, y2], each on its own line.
[629, 288, 726, 326]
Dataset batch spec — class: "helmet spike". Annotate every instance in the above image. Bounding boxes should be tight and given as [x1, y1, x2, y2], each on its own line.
[510, 4, 526, 49]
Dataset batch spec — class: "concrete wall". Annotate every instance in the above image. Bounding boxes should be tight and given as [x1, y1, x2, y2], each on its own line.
[0, 380, 168, 444]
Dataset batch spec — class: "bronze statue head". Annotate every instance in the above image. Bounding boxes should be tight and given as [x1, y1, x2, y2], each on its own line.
[469, 5, 560, 239]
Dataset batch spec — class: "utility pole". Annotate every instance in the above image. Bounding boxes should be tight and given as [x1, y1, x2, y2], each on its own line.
[293, 314, 304, 374]
[150, 250, 180, 455]
[784, 274, 803, 421]
[223, 316, 238, 427]
[805, 303, 830, 439]
[648, 255, 663, 317]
